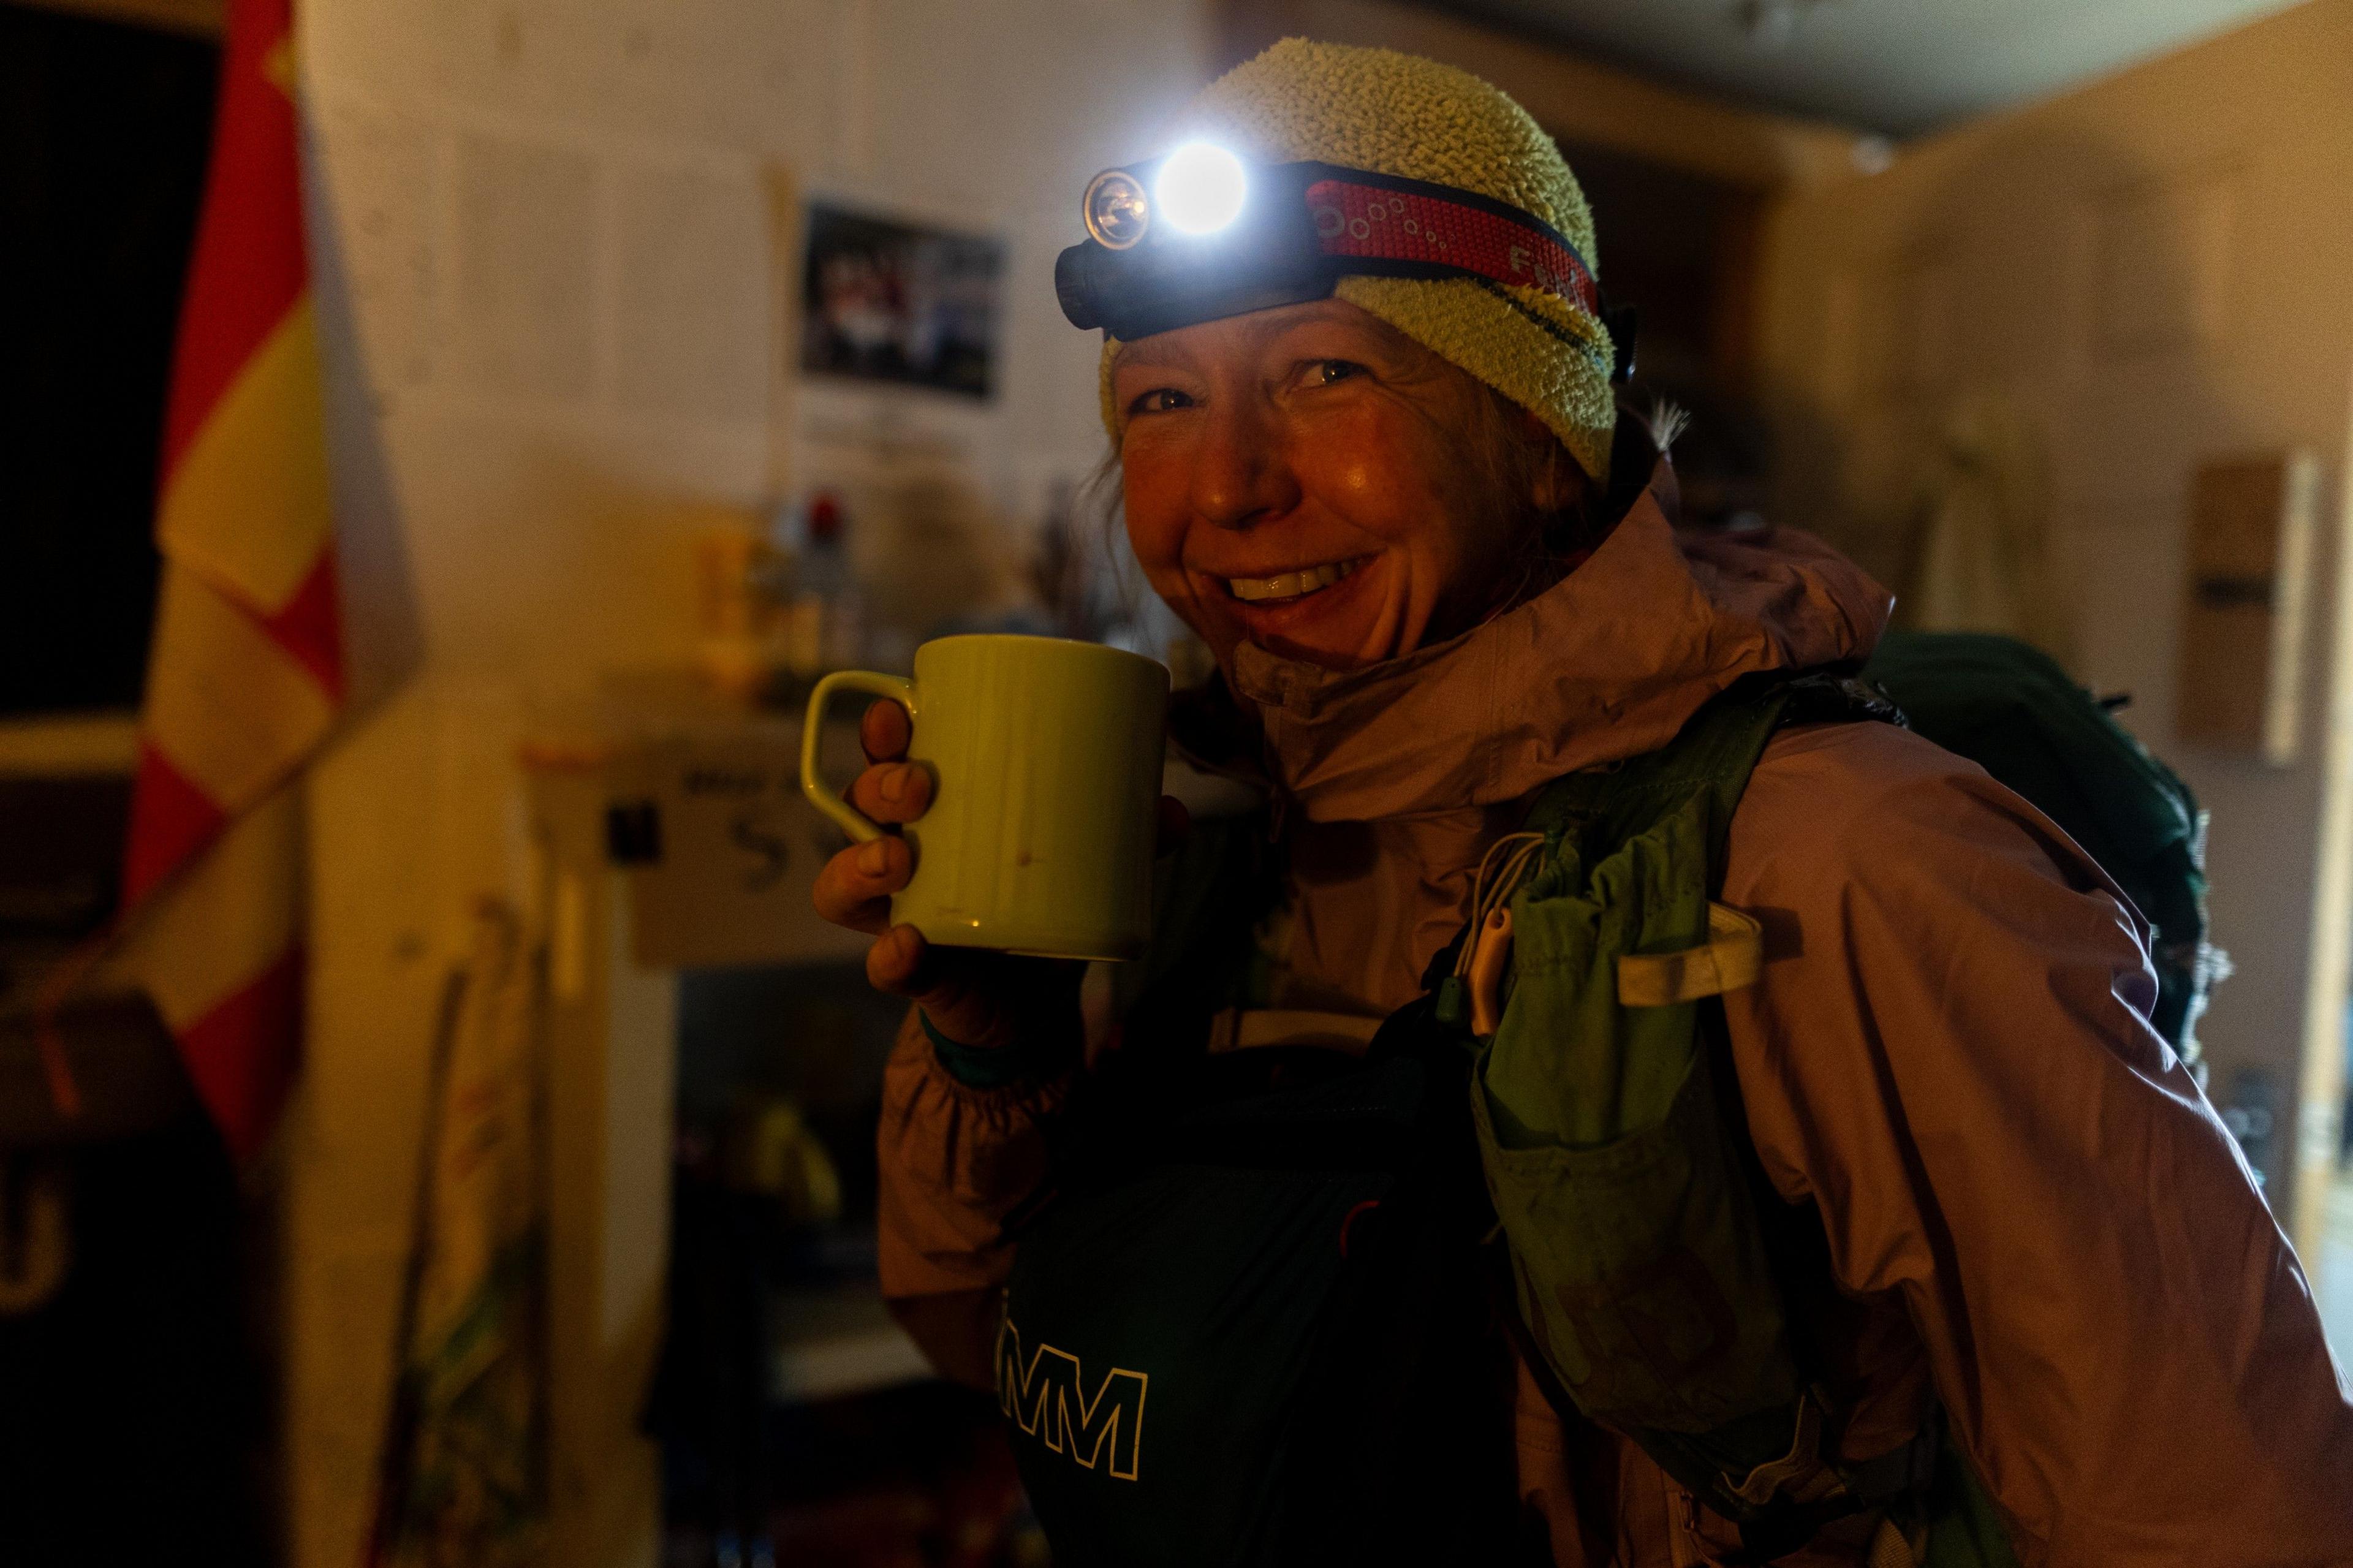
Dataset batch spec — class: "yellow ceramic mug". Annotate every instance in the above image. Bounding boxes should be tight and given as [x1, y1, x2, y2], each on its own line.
[800, 634, 1172, 961]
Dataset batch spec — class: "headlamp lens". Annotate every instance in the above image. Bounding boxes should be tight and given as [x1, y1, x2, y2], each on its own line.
[1083, 169, 1150, 249]
[1155, 143, 1248, 237]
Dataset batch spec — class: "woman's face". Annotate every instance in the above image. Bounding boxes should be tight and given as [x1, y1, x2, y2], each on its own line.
[1114, 299, 1564, 673]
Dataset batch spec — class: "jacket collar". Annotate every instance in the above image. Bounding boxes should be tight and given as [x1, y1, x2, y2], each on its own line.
[1218, 460, 1891, 824]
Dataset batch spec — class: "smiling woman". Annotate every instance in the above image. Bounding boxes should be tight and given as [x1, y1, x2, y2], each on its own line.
[817, 34, 2353, 1568]
[1111, 300, 1585, 668]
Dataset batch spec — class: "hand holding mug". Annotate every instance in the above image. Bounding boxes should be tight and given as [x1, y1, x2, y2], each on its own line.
[809, 697, 1083, 1047]
[803, 634, 1179, 1052]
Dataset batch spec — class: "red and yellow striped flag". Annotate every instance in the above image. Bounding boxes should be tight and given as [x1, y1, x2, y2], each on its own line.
[120, 0, 341, 1162]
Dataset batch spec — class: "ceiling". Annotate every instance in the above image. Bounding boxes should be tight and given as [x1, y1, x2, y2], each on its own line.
[1419, 0, 2311, 135]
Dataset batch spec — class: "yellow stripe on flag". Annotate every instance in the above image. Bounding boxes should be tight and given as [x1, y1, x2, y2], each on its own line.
[159, 300, 334, 615]
[261, 33, 297, 100]
[118, 784, 302, 1033]
[143, 567, 336, 811]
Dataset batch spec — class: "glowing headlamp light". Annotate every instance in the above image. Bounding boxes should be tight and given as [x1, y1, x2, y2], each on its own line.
[1154, 143, 1249, 235]
[1056, 150, 1637, 381]
[1082, 143, 1254, 249]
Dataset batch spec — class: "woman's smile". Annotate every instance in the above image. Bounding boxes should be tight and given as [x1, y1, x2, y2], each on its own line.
[1210, 551, 1385, 657]
[1221, 554, 1369, 604]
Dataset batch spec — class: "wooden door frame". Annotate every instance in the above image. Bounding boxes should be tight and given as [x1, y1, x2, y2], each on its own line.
[2292, 404, 2353, 1262]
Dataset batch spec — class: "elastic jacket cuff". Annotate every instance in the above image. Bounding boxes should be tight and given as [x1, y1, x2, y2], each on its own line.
[921, 1009, 1057, 1090]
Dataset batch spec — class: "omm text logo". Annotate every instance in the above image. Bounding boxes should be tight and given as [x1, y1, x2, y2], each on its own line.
[996, 1320, 1147, 1480]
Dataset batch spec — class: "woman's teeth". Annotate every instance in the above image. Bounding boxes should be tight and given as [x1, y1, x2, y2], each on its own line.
[1227, 558, 1363, 604]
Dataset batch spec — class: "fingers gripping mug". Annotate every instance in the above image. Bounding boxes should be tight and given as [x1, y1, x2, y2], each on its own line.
[800, 635, 1172, 961]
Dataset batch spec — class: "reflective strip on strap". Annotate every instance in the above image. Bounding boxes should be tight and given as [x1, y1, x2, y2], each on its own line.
[1727, 1390, 1841, 1510]
[1303, 176, 1602, 317]
[1618, 902, 1765, 1007]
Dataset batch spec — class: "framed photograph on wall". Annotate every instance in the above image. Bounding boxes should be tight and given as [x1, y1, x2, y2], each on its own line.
[800, 203, 1003, 399]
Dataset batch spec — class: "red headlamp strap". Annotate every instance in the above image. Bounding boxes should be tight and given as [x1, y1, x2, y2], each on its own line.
[1303, 175, 1600, 319]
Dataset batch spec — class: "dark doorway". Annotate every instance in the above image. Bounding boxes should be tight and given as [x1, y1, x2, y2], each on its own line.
[0, 2, 218, 716]
[1562, 137, 1771, 528]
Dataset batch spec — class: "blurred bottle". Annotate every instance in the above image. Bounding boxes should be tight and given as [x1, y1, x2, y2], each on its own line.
[786, 491, 866, 682]
[694, 517, 787, 699]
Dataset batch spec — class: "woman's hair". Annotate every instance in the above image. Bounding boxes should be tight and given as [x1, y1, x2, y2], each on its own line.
[1453, 382, 1606, 619]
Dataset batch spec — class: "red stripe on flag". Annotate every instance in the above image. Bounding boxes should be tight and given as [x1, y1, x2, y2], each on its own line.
[112, 0, 333, 1168]
[123, 743, 228, 908]
[176, 945, 303, 1164]
[161, 0, 306, 478]
[262, 550, 346, 701]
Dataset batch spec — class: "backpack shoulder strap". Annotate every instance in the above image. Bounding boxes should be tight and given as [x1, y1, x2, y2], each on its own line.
[1523, 668, 1893, 884]
[1477, 668, 1953, 1559]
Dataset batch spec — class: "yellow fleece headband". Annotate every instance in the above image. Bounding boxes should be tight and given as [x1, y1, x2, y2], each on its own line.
[1095, 38, 1616, 483]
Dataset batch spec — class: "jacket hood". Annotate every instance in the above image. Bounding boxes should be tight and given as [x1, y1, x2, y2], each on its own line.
[1223, 461, 1893, 824]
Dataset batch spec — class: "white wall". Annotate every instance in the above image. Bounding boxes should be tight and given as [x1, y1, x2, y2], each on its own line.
[1756, 0, 2353, 1210]
[289, 3, 1212, 1562]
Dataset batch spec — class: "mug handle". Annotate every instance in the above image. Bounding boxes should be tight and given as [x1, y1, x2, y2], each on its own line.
[800, 669, 919, 844]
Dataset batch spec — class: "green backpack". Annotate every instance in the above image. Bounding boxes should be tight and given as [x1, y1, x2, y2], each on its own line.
[1467, 674, 2014, 1565]
[1476, 637, 2209, 1559]
[1002, 646, 2197, 1564]
[1861, 631, 2215, 1062]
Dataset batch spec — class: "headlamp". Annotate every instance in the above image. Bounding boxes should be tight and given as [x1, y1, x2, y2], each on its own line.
[1055, 151, 1637, 381]
[1082, 169, 1150, 249]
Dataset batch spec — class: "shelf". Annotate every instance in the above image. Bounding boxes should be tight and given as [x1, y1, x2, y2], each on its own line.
[770, 1283, 936, 1404]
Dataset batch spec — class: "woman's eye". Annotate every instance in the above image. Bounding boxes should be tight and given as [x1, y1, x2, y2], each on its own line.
[1127, 387, 1196, 415]
[1303, 358, 1366, 388]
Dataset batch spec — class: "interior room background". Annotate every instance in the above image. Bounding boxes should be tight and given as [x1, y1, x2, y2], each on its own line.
[5, 0, 2352, 1563]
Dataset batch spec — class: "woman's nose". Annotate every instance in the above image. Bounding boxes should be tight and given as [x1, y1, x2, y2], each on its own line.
[1189, 394, 1300, 532]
